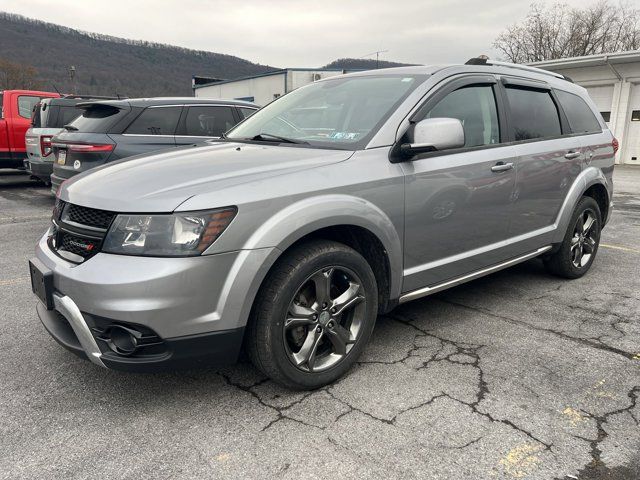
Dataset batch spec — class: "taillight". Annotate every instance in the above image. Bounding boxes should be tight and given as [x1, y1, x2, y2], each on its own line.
[40, 135, 53, 157]
[612, 137, 619, 155]
[67, 144, 114, 153]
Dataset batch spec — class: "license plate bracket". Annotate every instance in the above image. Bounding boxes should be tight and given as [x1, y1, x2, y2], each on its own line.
[29, 258, 54, 310]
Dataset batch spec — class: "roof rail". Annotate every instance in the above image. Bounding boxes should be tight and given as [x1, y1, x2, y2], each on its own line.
[61, 94, 127, 100]
[464, 57, 570, 81]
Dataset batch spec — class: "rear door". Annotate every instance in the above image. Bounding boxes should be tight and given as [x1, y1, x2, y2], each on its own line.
[401, 75, 518, 291]
[114, 105, 182, 157]
[503, 79, 582, 239]
[174, 105, 239, 146]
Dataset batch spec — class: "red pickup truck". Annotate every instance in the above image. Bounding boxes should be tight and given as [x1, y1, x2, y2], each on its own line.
[1, 90, 60, 169]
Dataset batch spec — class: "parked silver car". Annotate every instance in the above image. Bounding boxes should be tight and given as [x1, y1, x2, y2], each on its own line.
[25, 96, 117, 184]
[30, 60, 615, 389]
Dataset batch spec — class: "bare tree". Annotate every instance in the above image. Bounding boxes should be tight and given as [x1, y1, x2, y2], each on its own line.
[0, 58, 40, 90]
[494, 1, 640, 63]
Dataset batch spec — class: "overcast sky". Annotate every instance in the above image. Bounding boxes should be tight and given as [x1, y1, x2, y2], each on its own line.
[3, 0, 589, 67]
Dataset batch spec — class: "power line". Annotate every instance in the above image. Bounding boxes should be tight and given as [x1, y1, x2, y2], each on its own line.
[359, 50, 389, 69]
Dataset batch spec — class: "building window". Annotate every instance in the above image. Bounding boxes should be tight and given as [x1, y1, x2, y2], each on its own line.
[600, 111, 611, 122]
[632, 110, 640, 121]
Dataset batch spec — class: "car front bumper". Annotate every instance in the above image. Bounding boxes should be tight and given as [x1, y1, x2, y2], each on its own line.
[33, 231, 277, 371]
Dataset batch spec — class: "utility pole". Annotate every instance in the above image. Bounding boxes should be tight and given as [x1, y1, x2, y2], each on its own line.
[360, 50, 389, 69]
[68, 65, 77, 94]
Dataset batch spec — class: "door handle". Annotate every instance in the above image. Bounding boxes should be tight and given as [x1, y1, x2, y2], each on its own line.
[491, 162, 514, 172]
[564, 151, 581, 159]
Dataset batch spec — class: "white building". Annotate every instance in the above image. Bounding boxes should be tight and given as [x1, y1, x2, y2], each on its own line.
[193, 68, 348, 106]
[531, 51, 640, 165]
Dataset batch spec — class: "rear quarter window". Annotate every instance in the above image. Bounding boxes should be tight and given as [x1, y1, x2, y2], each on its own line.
[68, 105, 130, 133]
[556, 90, 602, 134]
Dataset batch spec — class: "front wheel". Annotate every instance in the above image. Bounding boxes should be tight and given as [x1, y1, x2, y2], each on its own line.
[246, 240, 378, 390]
[544, 196, 602, 279]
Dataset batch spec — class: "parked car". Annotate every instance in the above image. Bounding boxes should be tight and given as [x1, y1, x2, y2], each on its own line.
[49, 97, 258, 193]
[31, 60, 615, 389]
[25, 95, 120, 184]
[0, 89, 59, 170]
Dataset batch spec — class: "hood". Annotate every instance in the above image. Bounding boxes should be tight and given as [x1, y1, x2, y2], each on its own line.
[61, 142, 353, 212]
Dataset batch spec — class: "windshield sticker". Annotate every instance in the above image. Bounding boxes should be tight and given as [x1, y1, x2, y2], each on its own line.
[329, 132, 360, 140]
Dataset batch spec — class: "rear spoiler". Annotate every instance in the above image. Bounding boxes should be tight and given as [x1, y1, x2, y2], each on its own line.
[75, 100, 129, 110]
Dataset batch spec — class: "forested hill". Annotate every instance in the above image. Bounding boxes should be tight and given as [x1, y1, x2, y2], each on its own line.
[0, 12, 415, 97]
[0, 12, 277, 97]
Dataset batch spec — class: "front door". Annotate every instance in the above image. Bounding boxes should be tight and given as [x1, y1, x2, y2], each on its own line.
[402, 77, 517, 292]
[174, 105, 239, 146]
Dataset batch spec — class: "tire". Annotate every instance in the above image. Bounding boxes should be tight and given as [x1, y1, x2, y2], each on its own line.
[544, 196, 602, 279]
[246, 239, 378, 390]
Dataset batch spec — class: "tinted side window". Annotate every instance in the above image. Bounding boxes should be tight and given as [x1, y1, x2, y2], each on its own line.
[555, 90, 601, 134]
[239, 107, 257, 119]
[125, 106, 182, 135]
[423, 85, 500, 147]
[183, 106, 235, 137]
[18, 95, 41, 119]
[56, 106, 81, 128]
[505, 87, 561, 140]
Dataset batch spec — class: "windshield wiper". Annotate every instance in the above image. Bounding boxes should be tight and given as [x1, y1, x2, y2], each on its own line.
[249, 133, 308, 145]
[63, 124, 78, 131]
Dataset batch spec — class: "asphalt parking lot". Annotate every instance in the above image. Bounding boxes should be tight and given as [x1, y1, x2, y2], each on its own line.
[1, 167, 638, 480]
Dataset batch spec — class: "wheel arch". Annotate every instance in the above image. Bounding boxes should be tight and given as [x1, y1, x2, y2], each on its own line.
[229, 195, 402, 329]
[552, 166, 611, 244]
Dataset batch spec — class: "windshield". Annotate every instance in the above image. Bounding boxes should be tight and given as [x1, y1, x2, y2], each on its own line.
[226, 74, 426, 149]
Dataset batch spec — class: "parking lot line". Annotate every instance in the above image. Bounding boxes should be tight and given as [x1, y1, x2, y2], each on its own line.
[600, 243, 640, 254]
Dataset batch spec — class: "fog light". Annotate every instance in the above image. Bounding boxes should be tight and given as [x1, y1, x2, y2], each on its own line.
[106, 325, 141, 356]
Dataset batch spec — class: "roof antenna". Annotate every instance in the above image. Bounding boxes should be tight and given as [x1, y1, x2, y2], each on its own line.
[51, 84, 61, 95]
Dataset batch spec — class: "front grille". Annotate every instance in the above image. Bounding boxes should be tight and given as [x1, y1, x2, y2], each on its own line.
[51, 202, 115, 263]
[65, 204, 115, 229]
[58, 231, 100, 259]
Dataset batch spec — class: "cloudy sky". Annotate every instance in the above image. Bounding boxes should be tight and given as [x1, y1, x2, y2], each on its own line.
[3, 0, 589, 67]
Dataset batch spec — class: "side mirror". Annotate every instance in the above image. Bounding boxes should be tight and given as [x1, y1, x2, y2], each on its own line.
[400, 117, 465, 159]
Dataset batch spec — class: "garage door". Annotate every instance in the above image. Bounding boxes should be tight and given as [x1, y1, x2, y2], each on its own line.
[626, 84, 640, 165]
[585, 85, 614, 125]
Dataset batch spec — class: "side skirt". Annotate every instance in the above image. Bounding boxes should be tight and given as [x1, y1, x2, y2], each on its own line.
[398, 246, 552, 304]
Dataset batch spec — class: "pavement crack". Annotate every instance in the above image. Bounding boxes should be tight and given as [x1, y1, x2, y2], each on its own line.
[576, 386, 640, 475]
[217, 372, 320, 432]
[440, 299, 637, 361]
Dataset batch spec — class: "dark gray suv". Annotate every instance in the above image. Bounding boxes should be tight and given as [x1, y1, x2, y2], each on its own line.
[49, 97, 258, 194]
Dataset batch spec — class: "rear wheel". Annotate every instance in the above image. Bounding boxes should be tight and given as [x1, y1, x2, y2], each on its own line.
[544, 196, 601, 279]
[246, 240, 378, 390]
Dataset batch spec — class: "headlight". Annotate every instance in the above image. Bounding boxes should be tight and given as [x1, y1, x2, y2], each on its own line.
[102, 207, 237, 257]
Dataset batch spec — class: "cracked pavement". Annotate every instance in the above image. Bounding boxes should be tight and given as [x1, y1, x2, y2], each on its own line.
[1, 167, 639, 479]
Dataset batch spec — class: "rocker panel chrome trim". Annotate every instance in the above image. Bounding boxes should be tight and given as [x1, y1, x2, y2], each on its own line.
[399, 246, 552, 304]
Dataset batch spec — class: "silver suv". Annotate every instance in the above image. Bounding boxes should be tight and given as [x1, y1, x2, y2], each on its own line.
[30, 60, 615, 389]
